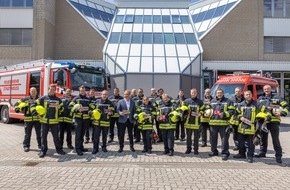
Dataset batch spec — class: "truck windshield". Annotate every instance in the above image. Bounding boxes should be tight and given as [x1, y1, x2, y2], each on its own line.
[71, 70, 104, 91]
[211, 84, 244, 99]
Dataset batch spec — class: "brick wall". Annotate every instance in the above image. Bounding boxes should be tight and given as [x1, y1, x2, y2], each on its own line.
[53, 0, 105, 59]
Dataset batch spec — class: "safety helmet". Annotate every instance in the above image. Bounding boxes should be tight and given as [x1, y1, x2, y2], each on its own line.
[179, 105, 189, 112]
[36, 105, 46, 116]
[256, 112, 267, 120]
[92, 109, 101, 120]
[204, 109, 213, 118]
[138, 112, 146, 123]
[169, 111, 182, 123]
[73, 104, 81, 112]
[18, 102, 28, 110]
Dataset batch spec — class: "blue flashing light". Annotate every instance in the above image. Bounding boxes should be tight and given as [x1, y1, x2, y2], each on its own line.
[55, 61, 76, 68]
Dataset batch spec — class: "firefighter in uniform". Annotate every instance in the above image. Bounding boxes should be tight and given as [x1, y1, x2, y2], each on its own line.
[207, 88, 235, 161]
[59, 88, 74, 149]
[154, 88, 165, 142]
[229, 87, 245, 151]
[132, 88, 144, 143]
[69, 85, 94, 156]
[91, 90, 114, 154]
[135, 96, 156, 153]
[233, 90, 270, 163]
[14, 87, 41, 152]
[175, 90, 186, 141]
[183, 88, 204, 155]
[108, 88, 123, 143]
[85, 88, 97, 144]
[31, 84, 66, 158]
[200, 88, 213, 147]
[157, 94, 179, 156]
[255, 85, 289, 163]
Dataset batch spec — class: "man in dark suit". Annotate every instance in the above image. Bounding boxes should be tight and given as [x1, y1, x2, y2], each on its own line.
[117, 90, 137, 153]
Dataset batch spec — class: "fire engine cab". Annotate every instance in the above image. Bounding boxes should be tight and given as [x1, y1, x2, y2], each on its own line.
[211, 71, 279, 100]
[0, 59, 110, 123]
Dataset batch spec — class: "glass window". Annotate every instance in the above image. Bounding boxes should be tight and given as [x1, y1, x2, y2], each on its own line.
[274, 2, 284, 17]
[172, 15, 181, 23]
[81, 5, 92, 17]
[203, 8, 215, 20]
[131, 33, 142, 43]
[264, 37, 273, 53]
[22, 29, 32, 45]
[91, 10, 101, 19]
[191, 14, 198, 22]
[143, 33, 153, 44]
[162, 15, 171, 23]
[0, 29, 10, 45]
[153, 15, 162, 23]
[134, 15, 143, 23]
[115, 15, 124, 23]
[109, 32, 120, 43]
[124, 15, 134, 23]
[271, 72, 281, 78]
[264, 2, 272, 17]
[287, 3, 290, 17]
[223, 2, 235, 13]
[99, 11, 111, 22]
[26, 0, 33, 7]
[30, 72, 41, 93]
[0, 0, 10, 7]
[153, 33, 163, 44]
[175, 33, 186, 44]
[195, 11, 206, 22]
[143, 15, 152, 23]
[164, 33, 175, 44]
[185, 34, 196, 44]
[100, 30, 108, 37]
[11, 29, 22, 45]
[180, 16, 190, 24]
[213, 5, 226, 18]
[120, 32, 131, 43]
[284, 73, 290, 78]
[12, 0, 24, 7]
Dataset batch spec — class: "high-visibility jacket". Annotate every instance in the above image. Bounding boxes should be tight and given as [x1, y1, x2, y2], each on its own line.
[156, 100, 178, 130]
[135, 102, 156, 130]
[200, 95, 213, 123]
[69, 94, 94, 120]
[229, 95, 245, 126]
[59, 96, 73, 123]
[108, 95, 124, 118]
[183, 97, 204, 130]
[92, 99, 115, 127]
[89, 96, 97, 120]
[31, 94, 64, 124]
[14, 96, 40, 122]
[207, 96, 235, 126]
[258, 93, 289, 123]
[236, 100, 269, 135]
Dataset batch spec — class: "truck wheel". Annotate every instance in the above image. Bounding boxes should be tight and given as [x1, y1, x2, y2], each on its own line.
[1, 106, 13, 124]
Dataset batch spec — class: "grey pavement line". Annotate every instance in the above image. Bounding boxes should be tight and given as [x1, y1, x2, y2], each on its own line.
[0, 159, 289, 170]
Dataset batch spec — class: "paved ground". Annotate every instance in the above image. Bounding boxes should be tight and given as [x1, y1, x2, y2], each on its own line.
[0, 118, 290, 189]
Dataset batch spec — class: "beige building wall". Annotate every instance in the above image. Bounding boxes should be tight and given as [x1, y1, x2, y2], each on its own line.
[201, 0, 264, 61]
[0, 47, 32, 66]
[54, 0, 105, 60]
[32, 0, 56, 60]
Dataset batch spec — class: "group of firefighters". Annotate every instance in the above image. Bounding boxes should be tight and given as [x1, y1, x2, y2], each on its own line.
[14, 84, 289, 163]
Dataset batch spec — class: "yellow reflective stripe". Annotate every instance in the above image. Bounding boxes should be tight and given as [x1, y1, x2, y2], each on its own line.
[159, 123, 176, 129]
[184, 124, 199, 129]
[209, 120, 228, 126]
[281, 100, 288, 107]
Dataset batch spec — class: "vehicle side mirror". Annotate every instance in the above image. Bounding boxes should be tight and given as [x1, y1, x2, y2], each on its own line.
[106, 74, 111, 89]
[70, 67, 76, 74]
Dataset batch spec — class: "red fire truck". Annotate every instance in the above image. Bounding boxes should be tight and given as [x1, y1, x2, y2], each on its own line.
[0, 59, 110, 123]
[211, 72, 279, 100]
